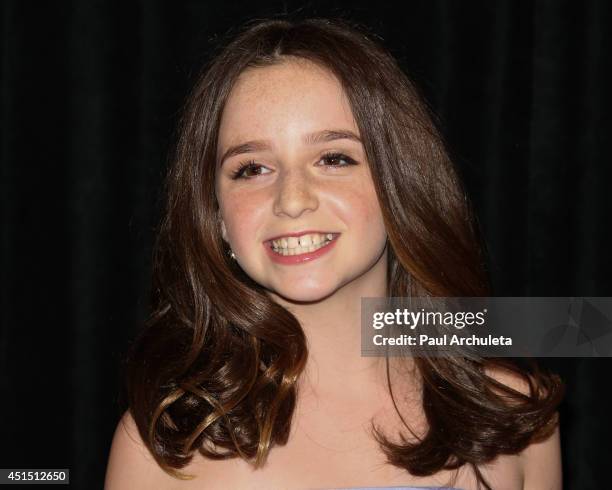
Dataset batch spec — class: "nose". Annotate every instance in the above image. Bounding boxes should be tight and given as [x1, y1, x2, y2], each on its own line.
[272, 166, 319, 219]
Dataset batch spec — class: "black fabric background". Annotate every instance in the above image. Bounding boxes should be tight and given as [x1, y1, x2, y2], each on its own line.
[1, 1, 611, 488]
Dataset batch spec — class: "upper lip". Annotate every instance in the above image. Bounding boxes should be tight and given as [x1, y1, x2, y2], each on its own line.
[264, 230, 338, 242]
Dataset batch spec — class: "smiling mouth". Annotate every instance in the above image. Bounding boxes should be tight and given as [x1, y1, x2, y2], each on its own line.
[267, 232, 340, 256]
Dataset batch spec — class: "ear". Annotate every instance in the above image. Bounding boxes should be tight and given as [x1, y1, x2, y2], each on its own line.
[220, 218, 228, 242]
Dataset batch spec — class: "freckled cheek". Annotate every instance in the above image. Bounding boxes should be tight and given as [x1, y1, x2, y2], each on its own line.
[335, 188, 386, 238]
[222, 192, 268, 246]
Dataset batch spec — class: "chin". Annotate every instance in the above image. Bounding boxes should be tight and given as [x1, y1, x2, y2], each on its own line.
[269, 282, 340, 304]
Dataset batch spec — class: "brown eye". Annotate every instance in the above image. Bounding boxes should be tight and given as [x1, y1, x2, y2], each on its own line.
[231, 161, 270, 180]
[320, 152, 357, 168]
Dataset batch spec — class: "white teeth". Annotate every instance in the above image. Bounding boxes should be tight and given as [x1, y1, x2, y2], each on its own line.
[271, 232, 334, 250]
[270, 232, 336, 256]
[299, 235, 312, 247]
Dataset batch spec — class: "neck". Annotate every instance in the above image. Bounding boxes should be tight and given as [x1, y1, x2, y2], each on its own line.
[269, 245, 391, 398]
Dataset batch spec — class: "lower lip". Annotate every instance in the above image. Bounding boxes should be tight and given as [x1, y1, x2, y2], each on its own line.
[264, 235, 340, 265]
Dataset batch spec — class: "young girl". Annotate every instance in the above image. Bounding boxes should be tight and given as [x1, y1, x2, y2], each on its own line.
[105, 17, 564, 490]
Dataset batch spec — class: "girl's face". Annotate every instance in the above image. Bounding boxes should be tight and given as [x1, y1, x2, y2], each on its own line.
[215, 58, 388, 303]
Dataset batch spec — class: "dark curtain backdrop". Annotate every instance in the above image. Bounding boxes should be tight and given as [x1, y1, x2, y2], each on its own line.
[1, 1, 611, 488]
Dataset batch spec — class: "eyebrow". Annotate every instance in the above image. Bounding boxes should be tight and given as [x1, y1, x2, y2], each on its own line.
[217, 129, 362, 168]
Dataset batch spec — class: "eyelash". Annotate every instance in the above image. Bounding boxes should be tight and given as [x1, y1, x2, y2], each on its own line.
[230, 152, 358, 180]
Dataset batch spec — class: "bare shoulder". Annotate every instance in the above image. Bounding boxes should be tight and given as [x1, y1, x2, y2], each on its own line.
[484, 363, 532, 395]
[104, 410, 178, 490]
[520, 424, 562, 490]
[484, 364, 562, 490]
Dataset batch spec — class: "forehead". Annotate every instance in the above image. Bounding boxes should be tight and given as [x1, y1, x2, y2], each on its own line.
[218, 58, 358, 144]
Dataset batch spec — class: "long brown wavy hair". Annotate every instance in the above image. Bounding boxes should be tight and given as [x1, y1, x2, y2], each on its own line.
[123, 16, 564, 490]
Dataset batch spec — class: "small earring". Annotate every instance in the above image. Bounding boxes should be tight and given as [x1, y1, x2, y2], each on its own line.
[229, 249, 236, 260]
